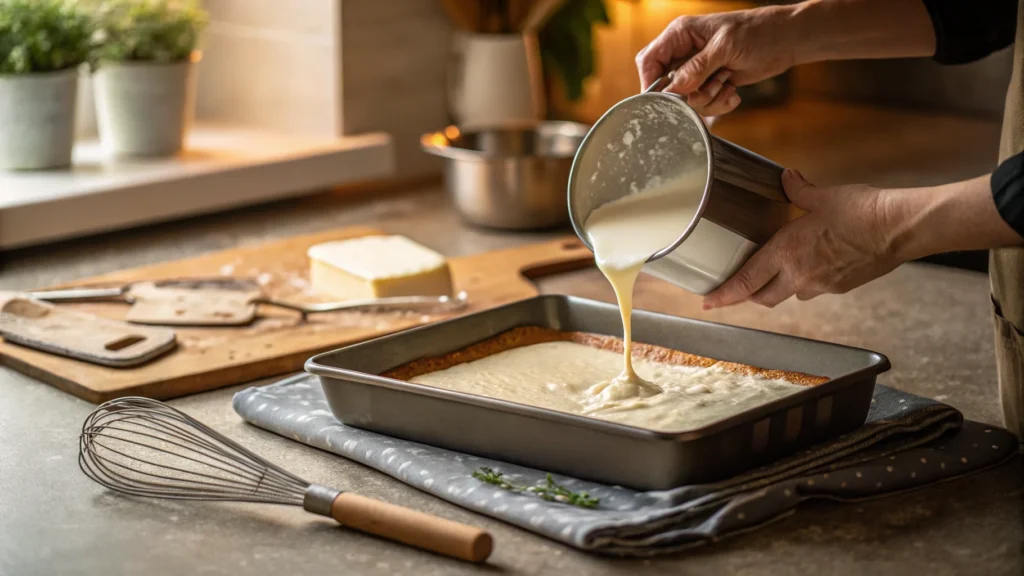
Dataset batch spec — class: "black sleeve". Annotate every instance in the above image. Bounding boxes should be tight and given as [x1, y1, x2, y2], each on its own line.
[922, 0, 1018, 64]
[992, 152, 1024, 238]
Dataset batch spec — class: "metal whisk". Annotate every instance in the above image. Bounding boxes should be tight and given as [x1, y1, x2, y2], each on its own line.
[79, 397, 493, 563]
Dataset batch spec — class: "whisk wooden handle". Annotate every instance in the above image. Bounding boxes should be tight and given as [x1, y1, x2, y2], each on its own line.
[331, 493, 493, 562]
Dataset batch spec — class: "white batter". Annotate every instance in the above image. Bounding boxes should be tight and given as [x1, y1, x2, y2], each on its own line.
[409, 340, 804, 432]
[581, 172, 707, 402]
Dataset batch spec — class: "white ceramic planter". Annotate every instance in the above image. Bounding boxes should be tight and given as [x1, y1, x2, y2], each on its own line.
[0, 69, 78, 170]
[448, 32, 545, 129]
[93, 54, 198, 157]
[75, 65, 97, 140]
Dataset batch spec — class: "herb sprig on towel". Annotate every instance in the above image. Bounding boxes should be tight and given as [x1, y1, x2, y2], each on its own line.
[472, 467, 599, 509]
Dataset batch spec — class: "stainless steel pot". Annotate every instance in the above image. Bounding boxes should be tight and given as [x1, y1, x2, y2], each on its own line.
[421, 122, 589, 230]
[567, 75, 802, 294]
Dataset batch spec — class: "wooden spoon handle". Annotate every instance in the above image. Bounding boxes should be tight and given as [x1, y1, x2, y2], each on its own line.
[331, 493, 494, 562]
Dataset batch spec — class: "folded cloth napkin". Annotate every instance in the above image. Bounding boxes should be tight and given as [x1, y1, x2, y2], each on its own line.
[233, 374, 1019, 556]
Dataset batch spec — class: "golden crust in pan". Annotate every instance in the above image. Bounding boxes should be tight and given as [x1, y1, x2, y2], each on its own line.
[381, 326, 829, 387]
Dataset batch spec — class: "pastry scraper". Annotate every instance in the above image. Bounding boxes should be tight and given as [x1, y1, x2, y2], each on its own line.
[30, 278, 469, 327]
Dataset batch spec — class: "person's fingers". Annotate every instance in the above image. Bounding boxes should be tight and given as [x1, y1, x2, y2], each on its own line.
[697, 82, 740, 117]
[703, 246, 779, 309]
[685, 69, 731, 111]
[795, 288, 823, 301]
[781, 168, 823, 211]
[636, 20, 695, 90]
[663, 43, 730, 96]
[749, 275, 795, 308]
[635, 46, 663, 91]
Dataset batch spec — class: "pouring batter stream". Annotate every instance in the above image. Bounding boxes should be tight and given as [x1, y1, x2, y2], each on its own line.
[582, 172, 707, 406]
[405, 169, 812, 430]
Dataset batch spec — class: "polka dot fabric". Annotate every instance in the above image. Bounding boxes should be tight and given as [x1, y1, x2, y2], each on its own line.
[233, 375, 1019, 556]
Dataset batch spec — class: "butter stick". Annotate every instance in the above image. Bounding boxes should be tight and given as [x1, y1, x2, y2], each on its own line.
[307, 235, 453, 300]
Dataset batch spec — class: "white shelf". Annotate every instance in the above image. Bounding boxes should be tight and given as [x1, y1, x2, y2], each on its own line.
[0, 125, 394, 250]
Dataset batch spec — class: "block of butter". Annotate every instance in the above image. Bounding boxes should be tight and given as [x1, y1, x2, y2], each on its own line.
[307, 235, 453, 300]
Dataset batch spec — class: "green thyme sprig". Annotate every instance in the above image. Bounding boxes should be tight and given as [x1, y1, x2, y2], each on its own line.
[472, 467, 599, 509]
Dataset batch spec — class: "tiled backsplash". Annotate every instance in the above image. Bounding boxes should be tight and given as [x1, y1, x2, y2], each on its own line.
[195, 0, 1012, 181]
[197, 0, 450, 179]
[197, 0, 340, 137]
[339, 0, 451, 179]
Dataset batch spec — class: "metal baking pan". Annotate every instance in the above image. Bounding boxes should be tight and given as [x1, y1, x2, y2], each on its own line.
[306, 295, 890, 490]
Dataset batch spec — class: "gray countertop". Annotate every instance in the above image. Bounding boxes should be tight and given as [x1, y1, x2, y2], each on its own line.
[2, 101, 1022, 575]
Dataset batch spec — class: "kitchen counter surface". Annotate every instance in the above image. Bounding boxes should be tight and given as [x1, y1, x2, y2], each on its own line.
[2, 100, 1022, 575]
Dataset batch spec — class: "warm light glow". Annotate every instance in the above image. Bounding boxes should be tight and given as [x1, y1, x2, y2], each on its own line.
[547, 0, 758, 123]
[638, 0, 754, 20]
[421, 126, 461, 149]
[421, 132, 450, 149]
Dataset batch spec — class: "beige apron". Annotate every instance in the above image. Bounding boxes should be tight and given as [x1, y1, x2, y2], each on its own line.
[991, 0, 1024, 439]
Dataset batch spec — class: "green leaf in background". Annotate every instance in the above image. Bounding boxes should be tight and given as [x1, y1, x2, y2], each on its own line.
[90, 0, 208, 65]
[538, 0, 610, 102]
[0, 0, 93, 74]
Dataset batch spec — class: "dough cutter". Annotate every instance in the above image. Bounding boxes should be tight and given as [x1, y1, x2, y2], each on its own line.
[0, 293, 177, 367]
[30, 278, 470, 327]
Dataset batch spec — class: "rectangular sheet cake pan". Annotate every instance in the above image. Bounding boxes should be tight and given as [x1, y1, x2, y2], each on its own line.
[306, 295, 890, 490]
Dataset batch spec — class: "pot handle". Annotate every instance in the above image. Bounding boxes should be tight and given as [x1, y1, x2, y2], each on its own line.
[644, 58, 693, 94]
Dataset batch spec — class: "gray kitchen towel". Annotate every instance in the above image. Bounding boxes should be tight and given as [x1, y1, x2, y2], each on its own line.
[233, 374, 1020, 556]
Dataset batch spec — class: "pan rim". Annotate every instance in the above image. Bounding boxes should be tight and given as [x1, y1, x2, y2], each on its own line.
[306, 295, 890, 441]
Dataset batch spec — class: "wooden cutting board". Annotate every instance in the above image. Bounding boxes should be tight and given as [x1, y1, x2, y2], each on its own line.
[0, 227, 594, 402]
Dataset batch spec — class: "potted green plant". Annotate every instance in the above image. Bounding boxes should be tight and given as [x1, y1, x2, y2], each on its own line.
[91, 0, 207, 157]
[538, 0, 609, 121]
[0, 0, 92, 170]
[539, 0, 609, 103]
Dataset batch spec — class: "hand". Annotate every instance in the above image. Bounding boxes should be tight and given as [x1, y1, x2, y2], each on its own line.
[703, 170, 902, 309]
[635, 6, 799, 117]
